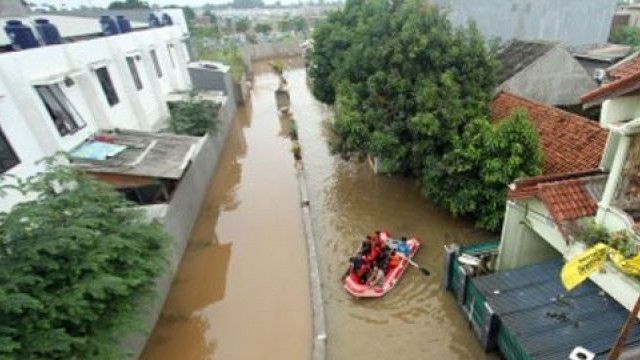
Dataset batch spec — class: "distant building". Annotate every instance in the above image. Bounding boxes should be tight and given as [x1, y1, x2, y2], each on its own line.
[495, 40, 598, 106]
[432, 0, 618, 46]
[571, 43, 632, 81]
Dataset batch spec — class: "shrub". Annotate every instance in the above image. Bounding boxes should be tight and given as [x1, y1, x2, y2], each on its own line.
[0, 160, 170, 359]
[169, 96, 220, 136]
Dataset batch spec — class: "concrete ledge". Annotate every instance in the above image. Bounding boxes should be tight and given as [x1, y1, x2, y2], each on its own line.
[296, 163, 327, 360]
[124, 94, 238, 359]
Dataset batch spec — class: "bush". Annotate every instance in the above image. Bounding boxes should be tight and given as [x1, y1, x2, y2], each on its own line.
[309, 0, 542, 231]
[169, 96, 220, 136]
[0, 160, 170, 359]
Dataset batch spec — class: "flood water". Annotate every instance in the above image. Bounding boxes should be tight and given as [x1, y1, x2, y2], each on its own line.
[140, 67, 312, 360]
[141, 60, 498, 360]
[286, 62, 499, 359]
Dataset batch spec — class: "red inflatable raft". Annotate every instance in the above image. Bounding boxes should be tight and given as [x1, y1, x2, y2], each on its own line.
[344, 232, 421, 298]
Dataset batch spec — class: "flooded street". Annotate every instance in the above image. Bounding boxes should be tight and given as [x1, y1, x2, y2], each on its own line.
[286, 64, 498, 359]
[141, 68, 312, 360]
[141, 60, 498, 360]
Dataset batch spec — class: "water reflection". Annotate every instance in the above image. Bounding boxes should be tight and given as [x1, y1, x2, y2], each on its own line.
[286, 65, 499, 360]
[141, 66, 312, 360]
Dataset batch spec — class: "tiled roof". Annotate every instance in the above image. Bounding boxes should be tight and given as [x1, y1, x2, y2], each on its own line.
[492, 92, 608, 175]
[609, 56, 640, 80]
[582, 54, 640, 104]
[495, 40, 557, 84]
[508, 171, 601, 222]
[538, 179, 598, 222]
[508, 170, 601, 199]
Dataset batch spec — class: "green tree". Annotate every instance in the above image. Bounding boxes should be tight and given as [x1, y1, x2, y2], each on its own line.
[0, 160, 170, 359]
[169, 97, 221, 136]
[311, 0, 542, 230]
[610, 25, 640, 47]
[255, 22, 272, 34]
[107, 0, 149, 9]
[235, 17, 251, 32]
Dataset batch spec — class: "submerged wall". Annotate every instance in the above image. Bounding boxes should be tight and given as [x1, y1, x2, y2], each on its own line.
[125, 93, 238, 359]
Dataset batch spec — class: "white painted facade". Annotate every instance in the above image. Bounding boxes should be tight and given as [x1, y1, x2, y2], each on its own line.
[0, 15, 193, 212]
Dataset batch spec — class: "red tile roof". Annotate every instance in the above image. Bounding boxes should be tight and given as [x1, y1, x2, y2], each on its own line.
[507, 171, 601, 222]
[508, 170, 601, 199]
[492, 92, 608, 176]
[582, 56, 640, 104]
[538, 179, 598, 222]
[609, 56, 640, 80]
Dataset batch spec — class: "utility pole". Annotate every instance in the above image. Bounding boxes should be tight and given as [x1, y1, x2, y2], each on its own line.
[607, 295, 640, 360]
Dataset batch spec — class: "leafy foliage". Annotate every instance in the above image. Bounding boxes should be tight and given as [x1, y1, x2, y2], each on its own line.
[610, 25, 640, 48]
[169, 96, 221, 136]
[576, 221, 637, 258]
[0, 160, 170, 359]
[107, 0, 149, 9]
[235, 17, 252, 32]
[190, 28, 247, 82]
[255, 22, 273, 34]
[309, 0, 543, 230]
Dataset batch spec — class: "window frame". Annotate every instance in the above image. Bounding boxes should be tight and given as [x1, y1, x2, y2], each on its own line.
[95, 66, 120, 106]
[0, 126, 20, 174]
[35, 83, 86, 137]
[126, 56, 143, 91]
[166, 44, 175, 68]
[150, 49, 163, 78]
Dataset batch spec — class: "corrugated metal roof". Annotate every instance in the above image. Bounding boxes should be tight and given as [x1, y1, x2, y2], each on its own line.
[473, 259, 640, 359]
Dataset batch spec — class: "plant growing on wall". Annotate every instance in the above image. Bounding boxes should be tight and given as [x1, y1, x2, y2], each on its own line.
[0, 159, 170, 359]
[169, 96, 221, 137]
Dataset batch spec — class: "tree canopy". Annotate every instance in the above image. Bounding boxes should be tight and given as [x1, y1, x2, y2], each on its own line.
[0, 160, 170, 359]
[107, 0, 149, 9]
[610, 25, 640, 48]
[235, 17, 251, 32]
[309, 0, 542, 230]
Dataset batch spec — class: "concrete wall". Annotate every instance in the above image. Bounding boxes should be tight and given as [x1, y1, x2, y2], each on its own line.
[498, 46, 597, 106]
[433, 0, 618, 46]
[497, 199, 561, 270]
[242, 41, 302, 62]
[127, 95, 237, 359]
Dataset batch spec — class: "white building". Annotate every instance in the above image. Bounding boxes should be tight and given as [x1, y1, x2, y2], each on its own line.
[0, 9, 194, 211]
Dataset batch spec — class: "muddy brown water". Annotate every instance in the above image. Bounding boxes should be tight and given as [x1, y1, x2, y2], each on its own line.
[141, 60, 499, 360]
[140, 67, 312, 360]
[285, 64, 500, 360]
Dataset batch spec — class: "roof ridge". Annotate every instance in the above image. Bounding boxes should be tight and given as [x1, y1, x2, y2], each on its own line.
[496, 91, 600, 129]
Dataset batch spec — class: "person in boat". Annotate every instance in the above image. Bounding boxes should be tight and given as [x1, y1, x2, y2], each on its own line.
[387, 250, 401, 270]
[376, 245, 391, 270]
[356, 261, 371, 284]
[361, 239, 371, 255]
[397, 237, 410, 257]
[367, 264, 385, 288]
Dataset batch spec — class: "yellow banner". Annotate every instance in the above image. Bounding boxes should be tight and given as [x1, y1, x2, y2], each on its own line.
[609, 251, 640, 277]
[561, 243, 609, 291]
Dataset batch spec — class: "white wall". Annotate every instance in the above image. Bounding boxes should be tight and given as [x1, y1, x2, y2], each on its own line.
[0, 24, 193, 211]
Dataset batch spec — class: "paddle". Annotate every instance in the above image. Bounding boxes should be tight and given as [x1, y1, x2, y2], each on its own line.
[399, 254, 431, 276]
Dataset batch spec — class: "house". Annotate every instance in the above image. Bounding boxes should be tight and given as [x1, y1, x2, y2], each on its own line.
[0, 8, 205, 212]
[430, 0, 618, 47]
[443, 90, 640, 359]
[494, 49, 640, 318]
[494, 40, 598, 107]
[570, 43, 632, 81]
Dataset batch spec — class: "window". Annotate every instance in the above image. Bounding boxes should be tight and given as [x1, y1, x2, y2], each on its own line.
[0, 127, 19, 174]
[150, 49, 162, 78]
[166, 44, 175, 68]
[95, 66, 119, 106]
[35, 84, 86, 136]
[126, 56, 143, 90]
